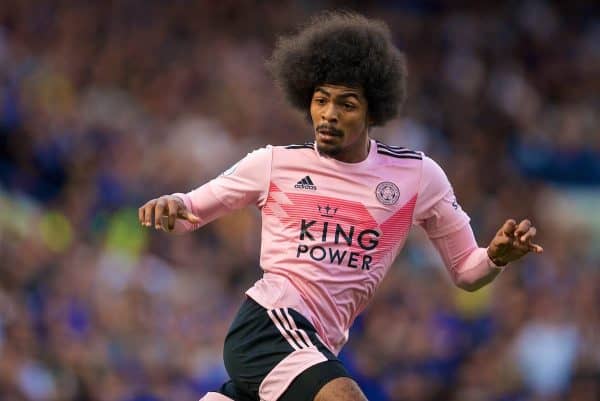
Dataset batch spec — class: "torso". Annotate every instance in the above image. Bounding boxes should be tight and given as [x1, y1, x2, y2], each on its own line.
[247, 139, 424, 354]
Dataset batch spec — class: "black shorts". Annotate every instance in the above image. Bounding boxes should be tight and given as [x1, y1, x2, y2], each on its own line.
[217, 297, 349, 401]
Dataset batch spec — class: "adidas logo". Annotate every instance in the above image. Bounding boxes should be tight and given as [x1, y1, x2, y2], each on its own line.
[294, 176, 317, 191]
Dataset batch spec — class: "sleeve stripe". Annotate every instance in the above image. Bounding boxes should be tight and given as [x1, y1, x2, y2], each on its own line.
[375, 141, 406, 150]
[285, 141, 314, 148]
[377, 149, 423, 160]
[376, 144, 419, 154]
[376, 141, 421, 157]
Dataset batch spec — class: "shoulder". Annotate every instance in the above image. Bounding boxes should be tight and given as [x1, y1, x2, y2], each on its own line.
[417, 154, 453, 201]
[222, 145, 273, 174]
[421, 154, 448, 180]
[375, 140, 422, 161]
[238, 145, 273, 163]
[270, 142, 315, 160]
[278, 141, 315, 151]
[374, 140, 450, 186]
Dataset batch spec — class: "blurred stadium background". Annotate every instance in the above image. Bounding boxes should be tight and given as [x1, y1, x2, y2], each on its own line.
[0, 1, 598, 400]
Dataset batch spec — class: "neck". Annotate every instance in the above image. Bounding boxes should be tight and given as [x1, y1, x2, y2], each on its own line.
[333, 136, 371, 163]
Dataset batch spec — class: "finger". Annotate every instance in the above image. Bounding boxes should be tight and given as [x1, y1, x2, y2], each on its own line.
[519, 226, 537, 243]
[138, 205, 144, 226]
[160, 215, 171, 232]
[508, 235, 529, 252]
[500, 219, 517, 237]
[177, 208, 201, 224]
[514, 219, 532, 238]
[154, 198, 167, 229]
[529, 243, 544, 253]
[143, 200, 156, 227]
[492, 234, 511, 248]
[167, 198, 179, 231]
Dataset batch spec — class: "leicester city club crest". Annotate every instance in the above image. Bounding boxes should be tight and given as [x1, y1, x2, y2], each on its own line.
[376, 181, 400, 205]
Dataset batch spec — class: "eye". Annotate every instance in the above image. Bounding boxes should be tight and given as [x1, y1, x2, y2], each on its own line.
[344, 103, 356, 110]
[314, 97, 327, 105]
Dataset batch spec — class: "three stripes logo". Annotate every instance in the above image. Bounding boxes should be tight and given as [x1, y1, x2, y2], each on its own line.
[267, 308, 315, 350]
[294, 175, 317, 191]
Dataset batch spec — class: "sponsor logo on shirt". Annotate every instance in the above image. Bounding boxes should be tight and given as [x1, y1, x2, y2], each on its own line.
[294, 176, 317, 191]
[295, 218, 379, 270]
[375, 181, 400, 205]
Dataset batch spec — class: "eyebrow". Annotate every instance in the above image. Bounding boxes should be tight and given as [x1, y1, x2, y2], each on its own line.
[314, 87, 361, 102]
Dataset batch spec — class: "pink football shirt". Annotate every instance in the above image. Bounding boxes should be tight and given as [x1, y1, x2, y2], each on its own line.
[173, 139, 474, 354]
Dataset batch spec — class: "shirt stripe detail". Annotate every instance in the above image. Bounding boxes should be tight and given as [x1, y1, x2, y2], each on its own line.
[274, 308, 310, 348]
[267, 309, 302, 350]
[378, 148, 420, 155]
[376, 145, 420, 155]
[285, 142, 314, 150]
[283, 308, 315, 348]
[377, 149, 422, 160]
[375, 141, 407, 150]
[376, 141, 421, 157]
[377, 148, 421, 156]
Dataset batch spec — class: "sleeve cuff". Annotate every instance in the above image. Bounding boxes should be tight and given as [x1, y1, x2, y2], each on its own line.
[172, 192, 192, 211]
[486, 248, 507, 270]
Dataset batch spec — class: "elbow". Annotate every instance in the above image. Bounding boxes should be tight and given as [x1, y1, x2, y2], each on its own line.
[456, 282, 481, 292]
[449, 248, 500, 292]
[453, 276, 483, 292]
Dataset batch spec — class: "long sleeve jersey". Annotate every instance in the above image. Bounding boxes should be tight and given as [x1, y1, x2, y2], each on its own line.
[173, 140, 502, 354]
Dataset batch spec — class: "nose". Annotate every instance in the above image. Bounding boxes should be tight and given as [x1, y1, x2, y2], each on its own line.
[321, 103, 338, 123]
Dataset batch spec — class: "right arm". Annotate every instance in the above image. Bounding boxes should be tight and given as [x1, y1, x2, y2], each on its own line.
[138, 146, 272, 233]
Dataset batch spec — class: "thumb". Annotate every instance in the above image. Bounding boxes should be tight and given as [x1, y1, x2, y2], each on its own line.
[529, 243, 544, 253]
[178, 209, 201, 224]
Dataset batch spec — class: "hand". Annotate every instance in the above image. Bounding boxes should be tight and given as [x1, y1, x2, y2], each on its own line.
[138, 195, 201, 232]
[487, 219, 543, 266]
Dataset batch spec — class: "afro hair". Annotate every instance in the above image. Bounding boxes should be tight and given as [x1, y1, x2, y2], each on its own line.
[267, 11, 407, 126]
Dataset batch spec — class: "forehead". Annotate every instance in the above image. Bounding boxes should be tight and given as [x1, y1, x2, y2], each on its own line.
[314, 84, 365, 100]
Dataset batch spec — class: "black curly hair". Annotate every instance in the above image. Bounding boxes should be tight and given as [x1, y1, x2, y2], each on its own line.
[267, 11, 407, 126]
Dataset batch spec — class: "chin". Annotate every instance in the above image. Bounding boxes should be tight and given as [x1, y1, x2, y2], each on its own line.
[316, 141, 342, 157]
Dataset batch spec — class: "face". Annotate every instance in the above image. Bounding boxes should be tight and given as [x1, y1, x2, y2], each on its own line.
[310, 84, 370, 163]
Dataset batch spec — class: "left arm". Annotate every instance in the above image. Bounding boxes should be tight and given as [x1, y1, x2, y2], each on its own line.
[429, 224, 500, 292]
[430, 219, 542, 292]
[415, 156, 542, 291]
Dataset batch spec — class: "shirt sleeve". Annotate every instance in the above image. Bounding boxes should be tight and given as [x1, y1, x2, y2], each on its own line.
[416, 156, 503, 289]
[170, 146, 272, 233]
[413, 156, 470, 239]
[429, 224, 504, 289]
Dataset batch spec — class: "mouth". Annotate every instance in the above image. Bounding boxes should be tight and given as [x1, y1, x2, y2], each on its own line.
[316, 127, 343, 141]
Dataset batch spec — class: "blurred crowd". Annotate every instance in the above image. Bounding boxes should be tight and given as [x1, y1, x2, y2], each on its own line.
[0, 1, 599, 400]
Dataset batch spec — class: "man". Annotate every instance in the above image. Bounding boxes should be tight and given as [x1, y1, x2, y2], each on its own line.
[139, 12, 542, 401]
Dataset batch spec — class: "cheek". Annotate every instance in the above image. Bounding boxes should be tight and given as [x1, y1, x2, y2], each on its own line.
[309, 104, 319, 124]
[348, 113, 367, 132]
